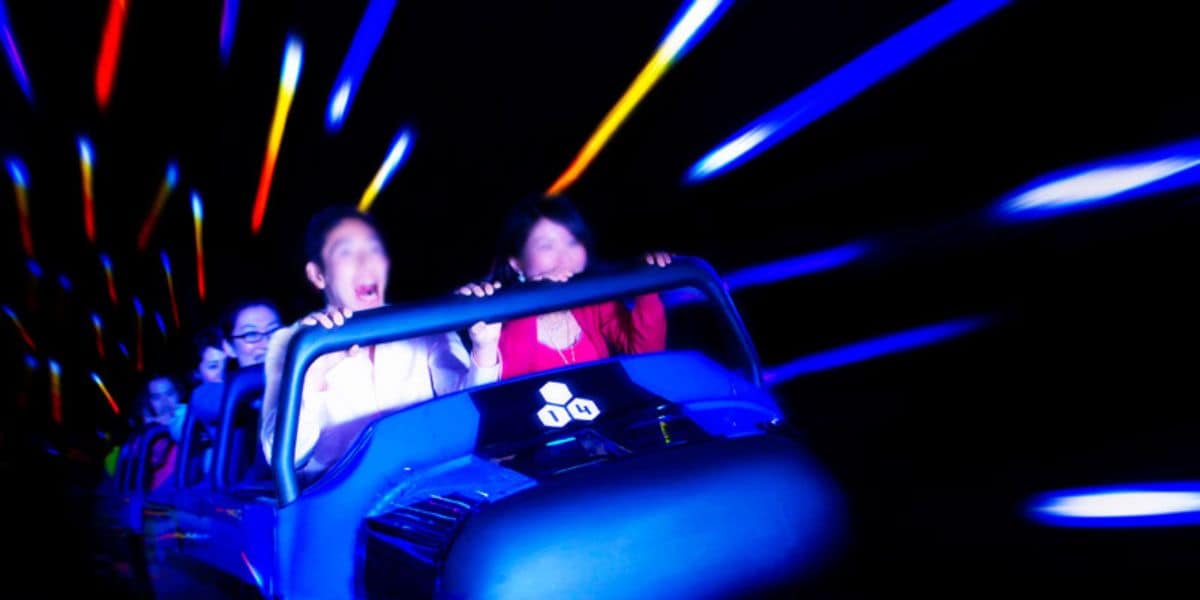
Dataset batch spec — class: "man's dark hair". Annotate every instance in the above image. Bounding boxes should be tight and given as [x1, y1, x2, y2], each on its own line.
[220, 298, 282, 340]
[303, 204, 384, 270]
[489, 194, 595, 284]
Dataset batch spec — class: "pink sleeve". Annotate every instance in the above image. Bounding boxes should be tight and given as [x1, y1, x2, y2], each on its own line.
[596, 294, 667, 355]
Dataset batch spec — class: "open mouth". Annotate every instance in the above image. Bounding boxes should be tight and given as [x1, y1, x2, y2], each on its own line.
[354, 282, 381, 305]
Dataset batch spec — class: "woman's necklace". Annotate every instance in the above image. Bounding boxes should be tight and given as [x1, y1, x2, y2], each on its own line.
[554, 343, 577, 366]
[538, 310, 580, 365]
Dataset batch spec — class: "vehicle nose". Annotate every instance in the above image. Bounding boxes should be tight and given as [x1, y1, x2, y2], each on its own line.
[440, 434, 845, 598]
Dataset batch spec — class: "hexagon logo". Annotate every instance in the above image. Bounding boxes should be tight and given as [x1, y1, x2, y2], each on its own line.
[539, 381, 572, 406]
[537, 405, 571, 428]
[535, 381, 603, 428]
[566, 397, 600, 421]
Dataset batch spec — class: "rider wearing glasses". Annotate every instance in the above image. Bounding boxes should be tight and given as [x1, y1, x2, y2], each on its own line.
[191, 298, 283, 428]
[222, 299, 283, 368]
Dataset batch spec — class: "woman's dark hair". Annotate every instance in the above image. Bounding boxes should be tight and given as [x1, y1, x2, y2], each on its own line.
[489, 194, 594, 284]
[303, 204, 384, 270]
[219, 298, 282, 340]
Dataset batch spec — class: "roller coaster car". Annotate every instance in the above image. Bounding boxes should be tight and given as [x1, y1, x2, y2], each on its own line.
[139, 257, 845, 599]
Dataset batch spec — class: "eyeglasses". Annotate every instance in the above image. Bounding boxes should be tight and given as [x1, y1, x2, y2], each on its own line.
[231, 326, 280, 344]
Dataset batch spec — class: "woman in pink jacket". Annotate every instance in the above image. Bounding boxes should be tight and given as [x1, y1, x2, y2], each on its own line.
[462, 194, 671, 380]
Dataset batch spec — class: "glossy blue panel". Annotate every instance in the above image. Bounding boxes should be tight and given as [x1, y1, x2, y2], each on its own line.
[276, 393, 481, 598]
[620, 351, 782, 436]
[442, 434, 843, 598]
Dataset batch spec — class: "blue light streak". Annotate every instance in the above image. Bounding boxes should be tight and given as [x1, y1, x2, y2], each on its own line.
[763, 316, 987, 384]
[657, 0, 733, 62]
[663, 242, 866, 308]
[0, 0, 34, 103]
[219, 0, 240, 66]
[159, 249, 172, 276]
[1029, 482, 1200, 528]
[357, 127, 414, 212]
[994, 138, 1200, 221]
[6, 155, 27, 186]
[725, 242, 867, 290]
[165, 160, 179, 188]
[376, 127, 413, 186]
[686, 0, 1009, 182]
[78, 136, 93, 163]
[325, 0, 399, 132]
[191, 189, 203, 220]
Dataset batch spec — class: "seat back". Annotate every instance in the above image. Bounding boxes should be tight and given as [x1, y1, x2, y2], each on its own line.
[214, 365, 271, 495]
[229, 396, 274, 490]
[178, 411, 215, 488]
[135, 424, 176, 492]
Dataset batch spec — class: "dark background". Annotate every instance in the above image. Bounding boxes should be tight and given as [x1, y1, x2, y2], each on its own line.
[2, 1, 1198, 596]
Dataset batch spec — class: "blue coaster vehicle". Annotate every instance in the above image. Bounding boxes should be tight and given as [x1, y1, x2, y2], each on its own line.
[134, 257, 844, 599]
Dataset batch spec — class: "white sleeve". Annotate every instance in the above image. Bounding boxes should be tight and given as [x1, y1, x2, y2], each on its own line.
[260, 322, 320, 468]
[428, 332, 501, 395]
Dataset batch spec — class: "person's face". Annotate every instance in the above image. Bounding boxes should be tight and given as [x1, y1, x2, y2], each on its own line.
[145, 377, 179, 422]
[226, 304, 281, 367]
[306, 217, 389, 312]
[511, 217, 588, 279]
[195, 346, 225, 383]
